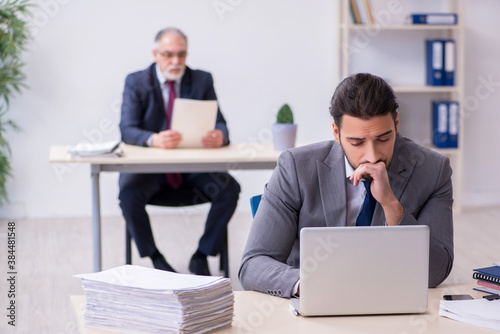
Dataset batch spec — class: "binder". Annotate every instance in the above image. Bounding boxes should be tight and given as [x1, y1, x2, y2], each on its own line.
[355, 0, 368, 24]
[426, 40, 444, 86]
[432, 101, 448, 148]
[349, 0, 361, 24]
[444, 40, 456, 86]
[447, 102, 459, 148]
[473, 265, 500, 285]
[412, 13, 458, 25]
[363, 0, 375, 25]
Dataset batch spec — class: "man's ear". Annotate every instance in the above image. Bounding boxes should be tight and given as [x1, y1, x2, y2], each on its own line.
[394, 113, 400, 133]
[332, 122, 340, 142]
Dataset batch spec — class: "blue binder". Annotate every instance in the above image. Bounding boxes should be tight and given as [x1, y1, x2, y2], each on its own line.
[443, 40, 456, 86]
[432, 101, 448, 148]
[412, 13, 457, 25]
[447, 102, 459, 148]
[426, 40, 444, 86]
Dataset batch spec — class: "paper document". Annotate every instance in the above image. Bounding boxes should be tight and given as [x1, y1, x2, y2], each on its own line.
[67, 140, 122, 157]
[171, 98, 218, 148]
[75, 265, 234, 334]
[440, 298, 500, 331]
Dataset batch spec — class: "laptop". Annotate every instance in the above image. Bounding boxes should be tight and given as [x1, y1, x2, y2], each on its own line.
[291, 225, 430, 316]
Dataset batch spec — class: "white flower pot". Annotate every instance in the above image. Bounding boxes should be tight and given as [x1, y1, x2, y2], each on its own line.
[272, 123, 297, 151]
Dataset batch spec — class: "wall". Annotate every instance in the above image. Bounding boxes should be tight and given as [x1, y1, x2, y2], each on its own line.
[1, 0, 499, 218]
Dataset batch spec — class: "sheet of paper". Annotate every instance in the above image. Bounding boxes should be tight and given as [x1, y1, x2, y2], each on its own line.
[439, 299, 500, 331]
[171, 98, 218, 148]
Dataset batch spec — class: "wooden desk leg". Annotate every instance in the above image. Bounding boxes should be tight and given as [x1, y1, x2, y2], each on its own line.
[91, 165, 102, 272]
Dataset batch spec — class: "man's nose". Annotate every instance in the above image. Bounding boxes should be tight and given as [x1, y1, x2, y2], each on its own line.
[364, 141, 381, 163]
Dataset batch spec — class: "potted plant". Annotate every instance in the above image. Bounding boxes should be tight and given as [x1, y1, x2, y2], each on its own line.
[271, 103, 297, 151]
[0, 0, 32, 204]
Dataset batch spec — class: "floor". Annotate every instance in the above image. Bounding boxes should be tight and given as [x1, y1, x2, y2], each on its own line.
[0, 206, 499, 334]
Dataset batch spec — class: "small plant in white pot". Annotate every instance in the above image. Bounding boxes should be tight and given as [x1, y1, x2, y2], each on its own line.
[272, 103, 297, 151]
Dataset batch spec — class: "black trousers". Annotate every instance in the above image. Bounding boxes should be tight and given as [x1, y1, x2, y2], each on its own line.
[118, 172, 241, 258]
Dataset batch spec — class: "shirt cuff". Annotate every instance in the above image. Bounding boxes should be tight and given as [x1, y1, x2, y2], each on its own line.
[292, 279, 300, 297]
[146, 134, 154, 147]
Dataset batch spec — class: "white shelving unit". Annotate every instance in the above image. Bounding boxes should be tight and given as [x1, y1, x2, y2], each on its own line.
[338, 0, 465, 209]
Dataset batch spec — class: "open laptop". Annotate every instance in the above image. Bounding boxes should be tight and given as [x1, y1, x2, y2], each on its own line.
[291, 225, 430, 316]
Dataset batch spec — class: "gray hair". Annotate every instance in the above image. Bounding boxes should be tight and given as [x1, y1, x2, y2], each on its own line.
[154, 27, 188, 47]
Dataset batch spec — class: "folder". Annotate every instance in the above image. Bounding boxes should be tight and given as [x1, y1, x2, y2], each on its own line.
[355, 0, 368, 24]
[349, 0, 361, 24]
[447, 102, 459, 148]
[443, 40, 456, 86]
[426, 40, 444, 86]
[412, 13, 457, 25]
[432, 101, 448, 148]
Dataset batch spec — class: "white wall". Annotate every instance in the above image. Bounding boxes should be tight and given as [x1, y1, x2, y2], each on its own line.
[1, 0, 499, 218]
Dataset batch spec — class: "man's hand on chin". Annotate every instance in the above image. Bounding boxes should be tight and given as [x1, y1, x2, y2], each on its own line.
[350, 161, 404, 226]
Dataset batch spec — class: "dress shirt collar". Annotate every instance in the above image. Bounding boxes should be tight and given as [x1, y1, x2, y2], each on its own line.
[344, 156, 354, 180]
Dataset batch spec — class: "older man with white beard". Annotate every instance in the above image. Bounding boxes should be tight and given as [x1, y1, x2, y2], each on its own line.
[118, 27, 240, 276]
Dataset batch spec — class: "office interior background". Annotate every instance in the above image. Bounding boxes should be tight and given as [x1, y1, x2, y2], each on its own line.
[1, 0, 499, 220]
[1, 1, 500, 333]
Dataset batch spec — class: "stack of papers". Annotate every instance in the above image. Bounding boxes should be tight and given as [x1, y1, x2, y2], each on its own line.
[67, 140, 122, 157]
[439, 298, 500, 331]
[74, 265, 234, 334]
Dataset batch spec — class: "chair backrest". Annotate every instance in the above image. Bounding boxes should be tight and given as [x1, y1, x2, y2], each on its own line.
[250, 194, 262, 217]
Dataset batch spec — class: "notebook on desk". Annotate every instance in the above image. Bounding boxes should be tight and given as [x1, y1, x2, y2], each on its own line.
[291, 225, 430, 316]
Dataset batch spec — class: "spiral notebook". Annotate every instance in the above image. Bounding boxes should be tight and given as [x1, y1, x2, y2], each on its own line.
[171, 98, 218, 148]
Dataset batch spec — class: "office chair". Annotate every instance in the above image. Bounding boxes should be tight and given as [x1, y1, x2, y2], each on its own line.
[250, 194, 262, 218]
[125, 188, 229, 278]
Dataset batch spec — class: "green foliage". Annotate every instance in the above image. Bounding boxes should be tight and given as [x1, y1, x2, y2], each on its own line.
[276, 103, 294, 124]
[0, 0, 32, 205]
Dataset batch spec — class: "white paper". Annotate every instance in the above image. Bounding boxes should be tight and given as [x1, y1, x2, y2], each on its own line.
[170, 98, 218, 148]
[440, 299, 500, 331]
[67, 140, 121, 156]
[75, 265, 227, 291]
[74, 265, 234, 334]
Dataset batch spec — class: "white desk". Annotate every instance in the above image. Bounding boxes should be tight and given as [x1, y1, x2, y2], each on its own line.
[49, 143, 280, 272]
[71, 283, 499, 333]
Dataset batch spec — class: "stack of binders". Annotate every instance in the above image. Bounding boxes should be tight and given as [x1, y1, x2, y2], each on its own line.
[426, 39, 456, 86]
[472, 265, 500, 295]
[432, 101, 459, 148]
[75, 265, 234, 334]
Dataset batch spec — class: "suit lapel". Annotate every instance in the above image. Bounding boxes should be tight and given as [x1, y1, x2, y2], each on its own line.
[180, 66, 192, 98]
[317, 142, 347, 227]
[372, 134, 415, 225]
[148, 64, 167, 128]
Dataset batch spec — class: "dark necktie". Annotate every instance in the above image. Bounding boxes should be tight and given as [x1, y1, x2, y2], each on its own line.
[356, 180, 376, 226]
[165, 81, 182, 190]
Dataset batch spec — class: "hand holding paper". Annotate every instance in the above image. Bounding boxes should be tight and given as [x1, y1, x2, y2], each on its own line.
[152, 130, 183, 149]
[202, 129, 224, 148]
[171, 98, 218, 148]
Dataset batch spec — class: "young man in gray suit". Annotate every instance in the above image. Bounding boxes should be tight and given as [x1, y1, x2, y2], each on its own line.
[119, 28, 240, 276]
[239, 73, 453, 297]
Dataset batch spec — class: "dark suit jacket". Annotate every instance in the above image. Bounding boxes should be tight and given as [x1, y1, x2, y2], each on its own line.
[120, 63, 229, 146]
[239, 134, 454, 297]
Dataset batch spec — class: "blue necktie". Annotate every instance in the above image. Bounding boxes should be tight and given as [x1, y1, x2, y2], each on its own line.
[356, 181, 376, 226]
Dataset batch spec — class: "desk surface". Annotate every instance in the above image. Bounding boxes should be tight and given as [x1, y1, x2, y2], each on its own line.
[71, 284, 498, 334]
[50, 143, 281, 165]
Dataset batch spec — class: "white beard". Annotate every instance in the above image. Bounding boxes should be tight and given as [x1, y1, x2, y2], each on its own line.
[162, 66, 185, 81]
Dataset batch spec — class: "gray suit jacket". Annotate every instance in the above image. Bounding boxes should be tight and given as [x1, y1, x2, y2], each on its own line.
[238, 134, 454, 297]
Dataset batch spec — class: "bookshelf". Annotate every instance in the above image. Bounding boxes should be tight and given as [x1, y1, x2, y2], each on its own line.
[338, 0, 465, 209]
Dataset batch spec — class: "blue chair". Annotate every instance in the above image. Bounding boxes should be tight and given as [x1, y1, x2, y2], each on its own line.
[250, 194, 262, 217]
